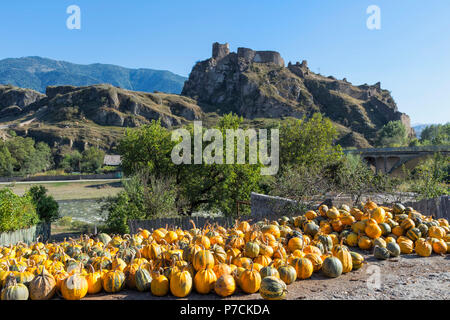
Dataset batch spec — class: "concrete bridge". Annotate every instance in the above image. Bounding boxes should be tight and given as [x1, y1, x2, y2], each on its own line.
[344, 146, 450, 175]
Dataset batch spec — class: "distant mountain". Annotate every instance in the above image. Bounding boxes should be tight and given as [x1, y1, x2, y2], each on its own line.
[0, 56, 187, 94]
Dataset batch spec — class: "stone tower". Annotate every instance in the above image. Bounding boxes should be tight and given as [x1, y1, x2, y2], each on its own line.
[212, 42, 230, 60]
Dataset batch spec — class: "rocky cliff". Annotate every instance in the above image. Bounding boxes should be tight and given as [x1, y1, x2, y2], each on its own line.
[0, 84, 202, 151]
[182, 42, 413, 147]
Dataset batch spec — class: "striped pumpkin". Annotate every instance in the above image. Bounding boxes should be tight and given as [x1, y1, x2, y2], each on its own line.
[290, 258, 313, 280]
[260, 265, 280, 279]
[102, 269, 125, 293]
[406, 228, 421, 241]
[322, 256, 343, 278]
[259, 276, 287, 300]
[193, 250, 215, 271]
[135, 266, 152, 292]
[350, 252, 364, 270]
[1, 275, 29, 300]
[400, 218, 415, 231]
[304, 253, 323, 272]
[277, 265, 297, 285]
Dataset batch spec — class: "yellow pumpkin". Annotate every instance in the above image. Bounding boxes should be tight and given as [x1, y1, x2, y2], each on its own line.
[370, 207, 386, 224]
[150, 271, 169, 297]
[432, 239, 447, 254]
[86, 265, 103, 294]
[398, 239, 414, 254]
[239, 264, 261, 294]
[429, 226, 446, 239]
[290, 257, 313, 279]
[61, 273, 88, 300]
[194, 267, 217, 294]
[287, 237, 304, 252]
[170, 268, 192, 298]
[415, 239, 432, 257]
[365, 223, 382, 239]
[358, 236, 373, 250]
[304, 253, 323, 272]
[214, 274, 236, 297]
[193, 250, 215, 272]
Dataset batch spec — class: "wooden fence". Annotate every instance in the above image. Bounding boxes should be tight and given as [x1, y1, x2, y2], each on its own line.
[0, 223, 51, 246]
[129, 216, 236, 234]
[404, 196, 449, 219]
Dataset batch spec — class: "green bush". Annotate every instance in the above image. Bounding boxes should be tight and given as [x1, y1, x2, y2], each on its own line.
[0, 136, 52, 177]
[101, 173, 180, 234]
[407, 153, 449, 199]
[28, 185, 60, 223]
[376, 121, 408, 147]
[56, 216, 73, 227]
[0, 188, 39, 232]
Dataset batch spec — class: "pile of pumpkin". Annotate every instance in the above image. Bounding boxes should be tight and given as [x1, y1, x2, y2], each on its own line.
[0, 200, 448, 301]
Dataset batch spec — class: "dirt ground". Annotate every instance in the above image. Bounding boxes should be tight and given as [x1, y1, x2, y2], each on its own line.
[6, 180, 123, 201]
[76, 249, 449, 301]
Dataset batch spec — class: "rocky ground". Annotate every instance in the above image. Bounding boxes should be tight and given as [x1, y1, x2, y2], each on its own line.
[76, 248, 449, 300]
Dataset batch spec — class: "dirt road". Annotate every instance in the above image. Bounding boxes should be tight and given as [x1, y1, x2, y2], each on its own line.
[77, 249, 449, 300]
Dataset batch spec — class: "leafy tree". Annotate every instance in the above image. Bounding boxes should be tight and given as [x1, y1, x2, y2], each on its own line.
[1, 136, 52, 176]
[101, 174, 180, 233]
[420, 123, 450, 145]
[22, 142, 53, 175]
[115, 116, 262, 221]
[80, 147, 105, 173]
[279, 113, 343, 170]
[27, 185, 60, 223]
[408, 153, 450, 199]
[376, 121, 408, 147]
[0, 142, 14, 176]
[0, 188, 39, 232]
[118, 120, 176, 177]
[60, 150, 82, 172]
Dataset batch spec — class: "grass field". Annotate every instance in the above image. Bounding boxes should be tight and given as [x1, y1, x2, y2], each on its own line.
[4, 180, 123, 201]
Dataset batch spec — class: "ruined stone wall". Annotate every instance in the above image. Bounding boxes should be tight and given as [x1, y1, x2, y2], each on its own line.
[212, 42, 230, 60]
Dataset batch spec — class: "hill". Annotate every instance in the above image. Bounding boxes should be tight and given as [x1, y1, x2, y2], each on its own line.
[0, 56, 187, 94]
[182, 43, 414, 147]
[0, 84, 201, 151]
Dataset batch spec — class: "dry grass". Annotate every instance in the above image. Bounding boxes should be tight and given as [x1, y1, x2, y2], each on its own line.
[5, 180, 123, 201]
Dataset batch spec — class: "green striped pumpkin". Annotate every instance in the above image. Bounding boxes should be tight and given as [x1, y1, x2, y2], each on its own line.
[277, 265, 297, 285]
[260, 266, 279, 279]
[386, 242, 401, 257]
[322, 256, 342, 278]
[379, 223, 392, 236]
[400, 218, 415, 231]
[102, 269, 125, 293]
[259, 276, 287, 300]
[135, 267, 152, 292]
[350, 252, 364, 270]
[374, 246, 390, 260]
[406, 228, 421, 241]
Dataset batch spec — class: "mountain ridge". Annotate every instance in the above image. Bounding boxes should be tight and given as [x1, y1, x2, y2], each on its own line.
[0, 56, 187, 94]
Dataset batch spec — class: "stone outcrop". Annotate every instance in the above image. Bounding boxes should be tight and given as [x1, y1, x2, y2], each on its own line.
[0, 84, 203, 151]
[182, 42, 413, 147]
[0, 85, 45, 111]
[1, 84, 202, 128]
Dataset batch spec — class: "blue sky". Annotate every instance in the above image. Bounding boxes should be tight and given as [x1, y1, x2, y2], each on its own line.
[0, 0, 449, 125]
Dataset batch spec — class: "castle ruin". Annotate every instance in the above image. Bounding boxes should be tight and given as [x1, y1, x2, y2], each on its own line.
[211, 42, 285, 67]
